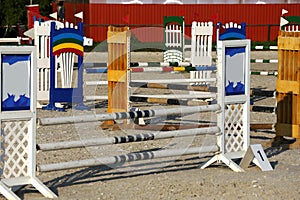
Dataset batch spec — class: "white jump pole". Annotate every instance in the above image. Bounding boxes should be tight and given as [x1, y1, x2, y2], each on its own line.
[85, 78, 216, 86]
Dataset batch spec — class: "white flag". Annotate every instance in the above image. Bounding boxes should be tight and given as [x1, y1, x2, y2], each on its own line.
[280, 17, 289, 28]
[50, 12, 57, 20]
[281, 9, 288, 16]
[74, 12, 83, 19]
[24, 28, 34, 39]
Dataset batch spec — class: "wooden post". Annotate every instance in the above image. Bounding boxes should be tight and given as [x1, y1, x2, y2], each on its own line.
[106, 26, 130, 125]
[276, 30, 300, 138]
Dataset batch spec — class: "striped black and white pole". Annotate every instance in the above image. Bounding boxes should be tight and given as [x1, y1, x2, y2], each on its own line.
[38, 145, 219, 172]
[129, 96, 209, 106]
[213, 45, 277, 51]
[251, 45, 278, 50]
[250, 59, 278, 63]
[130, 62, 191, 67]
[37, 126, 220, 151]
[250, 105, 276, 113]
[250, 71, 278, 76]
[39, 104, 221, 125]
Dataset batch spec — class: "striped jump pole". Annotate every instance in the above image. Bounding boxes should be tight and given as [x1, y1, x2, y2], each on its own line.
[130, 82, 213, 92]
[135, 123, 275, 131]
[130, 82, 275, 97]
[213, 45, 278, 51]
[37, 126, 220, 151]
[39, 104, 221, 125]
[250, 59, 278, 63]
[85, 65, 217, 74]
[250, 71, 278, 76]
[250, 105, 276, 113]
[38, 145, 219, 172]
[251, 45, 278, 50]
[130, 61, 191, 67]
[213, 58, 278, 64]
[131, 66, 186, 73]
[129, 96, 209, 106]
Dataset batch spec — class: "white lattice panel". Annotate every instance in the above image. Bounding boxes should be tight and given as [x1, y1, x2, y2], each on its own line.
[0, 120, 30, 179]
[224, 104, 244, 153]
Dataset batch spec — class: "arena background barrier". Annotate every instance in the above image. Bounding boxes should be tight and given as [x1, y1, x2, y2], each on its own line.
[275, 13, 300, 139]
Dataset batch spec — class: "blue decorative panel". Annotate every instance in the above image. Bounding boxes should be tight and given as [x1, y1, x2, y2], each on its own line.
[1, 54, 31, 111]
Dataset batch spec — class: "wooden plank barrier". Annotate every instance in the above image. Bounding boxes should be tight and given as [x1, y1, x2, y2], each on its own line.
[107, 26, 130, 124]
[276, 29, 300, 138]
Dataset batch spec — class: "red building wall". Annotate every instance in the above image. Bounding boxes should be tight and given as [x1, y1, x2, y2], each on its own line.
[62, 3, 300, 42]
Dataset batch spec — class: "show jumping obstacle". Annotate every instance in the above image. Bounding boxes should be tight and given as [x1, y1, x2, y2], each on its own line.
[38, 36, 252, 174]
[0, 21, 273, 199]
[275, 13, 300, 139]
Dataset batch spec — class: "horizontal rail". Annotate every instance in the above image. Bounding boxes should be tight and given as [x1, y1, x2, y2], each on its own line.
[38, 145, 219, 172]
[37, 126, 220, 151]
[39, 104, 221, 125]
[85, 78, 216, 86]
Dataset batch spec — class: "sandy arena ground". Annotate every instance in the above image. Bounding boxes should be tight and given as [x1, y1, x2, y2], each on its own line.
[2, 51, 300, 200]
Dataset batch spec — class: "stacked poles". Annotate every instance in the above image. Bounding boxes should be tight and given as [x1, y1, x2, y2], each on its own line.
[37, 104, 222, 172]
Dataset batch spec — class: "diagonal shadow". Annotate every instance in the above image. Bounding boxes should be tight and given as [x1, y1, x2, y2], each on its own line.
[39, 154, 214, 195]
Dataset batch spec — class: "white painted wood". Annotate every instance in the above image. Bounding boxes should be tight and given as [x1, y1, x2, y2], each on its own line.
[164, 18, 184, 62]
[190, 21, 214, 85]
[240, 144, 273, 171]
[201, 39, 251, 171]
[191, 21, 213, 66]
[0, 46, 56, 199]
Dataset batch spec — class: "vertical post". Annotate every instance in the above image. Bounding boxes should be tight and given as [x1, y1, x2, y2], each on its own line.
[276, 29, 300, 139]
[106, 26, 130, 125]
[201, 39, 251, 172]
